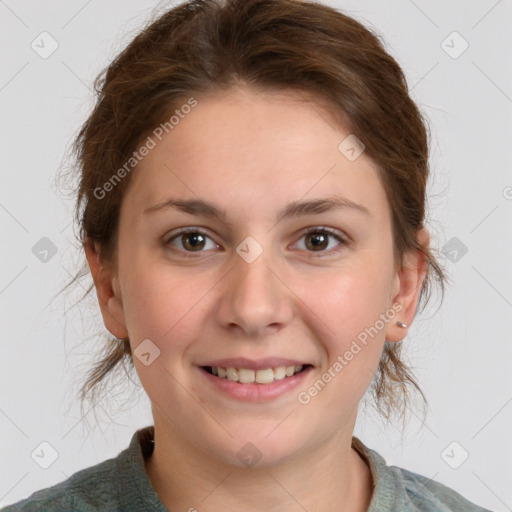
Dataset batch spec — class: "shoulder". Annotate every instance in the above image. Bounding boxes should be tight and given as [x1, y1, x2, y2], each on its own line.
[0, 455, 120, 512]
[1, 427, 160, 512]
[395, 465, 493, 512]
[352, 437, 493, 512]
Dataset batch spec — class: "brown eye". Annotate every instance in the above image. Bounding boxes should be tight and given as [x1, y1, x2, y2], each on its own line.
[304, 231, 329, 251]
[295, 227, 347, 256]
[165, 229, 219, 255]
[181, 232, 206, 251]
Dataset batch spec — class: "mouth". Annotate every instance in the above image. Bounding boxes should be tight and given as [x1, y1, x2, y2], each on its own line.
[200, 364, 313, 385]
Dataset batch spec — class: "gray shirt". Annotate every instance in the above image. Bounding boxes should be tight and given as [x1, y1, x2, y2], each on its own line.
[1, 426, 493, 511]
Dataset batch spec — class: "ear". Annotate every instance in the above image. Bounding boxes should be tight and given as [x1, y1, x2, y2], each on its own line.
[385, 227, 429, 342]
[84, 238, 128, 339]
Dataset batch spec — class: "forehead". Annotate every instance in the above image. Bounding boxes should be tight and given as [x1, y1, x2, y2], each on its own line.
[124, 86, 388, 222]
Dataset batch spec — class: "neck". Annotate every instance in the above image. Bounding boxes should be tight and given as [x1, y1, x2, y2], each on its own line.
[144, 418, 373, 512]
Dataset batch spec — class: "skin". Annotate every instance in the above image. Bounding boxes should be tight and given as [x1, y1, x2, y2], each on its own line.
[85, 85, 428, 512]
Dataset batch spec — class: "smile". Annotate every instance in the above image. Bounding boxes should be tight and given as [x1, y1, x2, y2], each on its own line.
[202, 364, 310, 384]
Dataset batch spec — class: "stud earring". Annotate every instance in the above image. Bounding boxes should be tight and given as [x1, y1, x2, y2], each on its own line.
[396, 321, 407, 328]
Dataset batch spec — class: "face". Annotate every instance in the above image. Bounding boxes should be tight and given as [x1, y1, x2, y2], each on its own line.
[89, 85, 426, 467]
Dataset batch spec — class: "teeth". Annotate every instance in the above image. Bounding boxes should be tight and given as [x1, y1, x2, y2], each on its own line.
[273, 366, 286, 380]
[239, 368, 256, 383]
[226, 367, 238, 382]
[256, 368, 274, 384]
[208, 364, 306, 384]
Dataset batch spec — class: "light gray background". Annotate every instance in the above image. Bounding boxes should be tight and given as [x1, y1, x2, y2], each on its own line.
[1, 1, 511, 510]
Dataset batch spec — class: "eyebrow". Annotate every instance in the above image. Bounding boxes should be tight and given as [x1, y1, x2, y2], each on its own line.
[143, 195, 371, 223]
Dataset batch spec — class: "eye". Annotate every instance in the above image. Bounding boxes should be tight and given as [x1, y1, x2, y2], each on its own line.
[164, 228, 220, 256]
[293, 227, 347, 257]
[164, 226, 347, 258]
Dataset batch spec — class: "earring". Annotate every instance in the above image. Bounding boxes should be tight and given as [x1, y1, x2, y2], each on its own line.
[396, 321, 407, 328]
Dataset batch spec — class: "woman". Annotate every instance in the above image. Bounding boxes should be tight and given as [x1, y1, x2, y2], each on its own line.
[1, 0, 494, 510]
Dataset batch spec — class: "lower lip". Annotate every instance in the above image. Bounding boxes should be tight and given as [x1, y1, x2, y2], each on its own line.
[197, 366, 313, 402]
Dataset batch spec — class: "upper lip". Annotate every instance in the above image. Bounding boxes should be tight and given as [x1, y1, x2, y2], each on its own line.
[198, 357, 311, 370]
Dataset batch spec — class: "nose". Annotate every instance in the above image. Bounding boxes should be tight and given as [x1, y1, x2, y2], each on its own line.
[215, 246, 294, 337]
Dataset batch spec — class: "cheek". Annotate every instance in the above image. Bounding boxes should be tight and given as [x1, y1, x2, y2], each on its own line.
[315, 258, 392, 332]
[119, 260, 215, 352]
[306, 256, 393, 385]
[122, 277, 167, 340]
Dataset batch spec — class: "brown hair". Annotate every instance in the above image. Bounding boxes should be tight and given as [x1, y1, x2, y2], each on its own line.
[61, 0, 446, 427]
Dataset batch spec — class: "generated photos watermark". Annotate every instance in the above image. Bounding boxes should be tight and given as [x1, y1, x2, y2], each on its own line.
[93, 97, 198, 200]
[297, 302, 403, 405]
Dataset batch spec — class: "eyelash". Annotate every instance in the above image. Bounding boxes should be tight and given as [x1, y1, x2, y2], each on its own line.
[163, 226, 348, 259]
